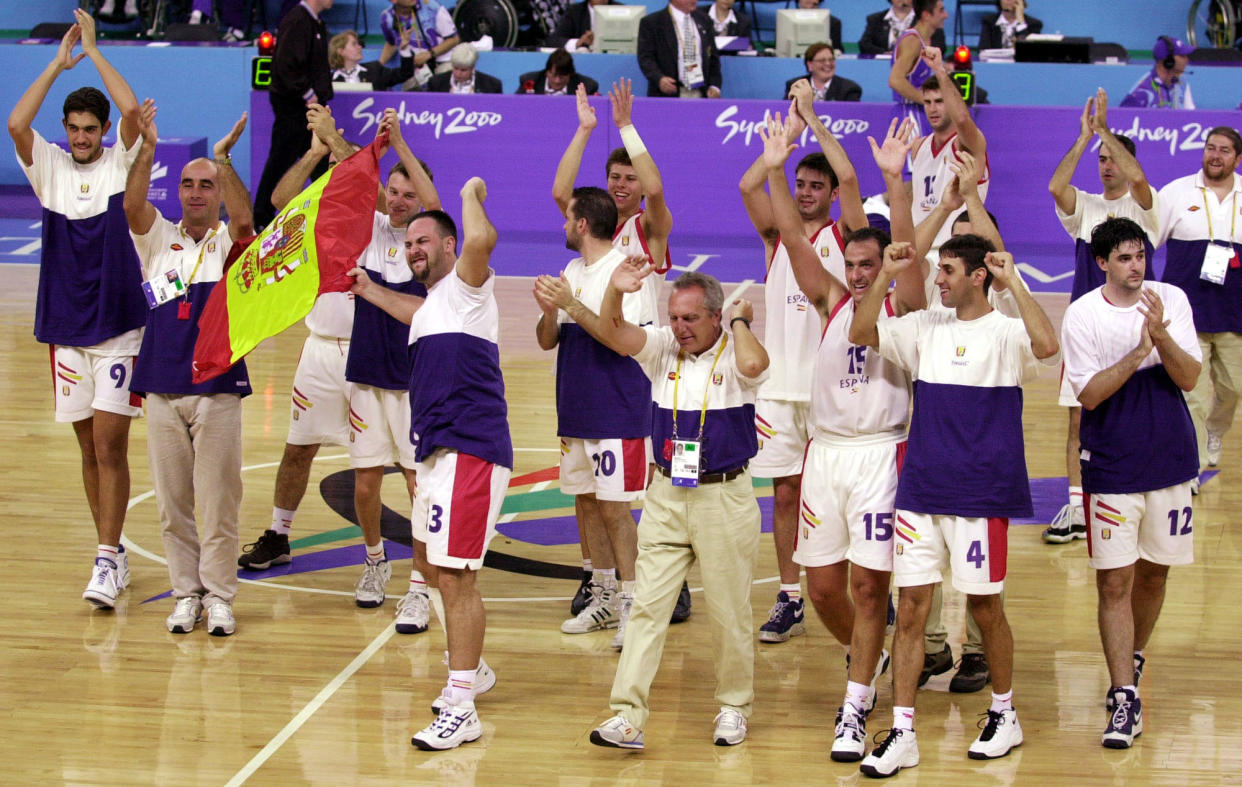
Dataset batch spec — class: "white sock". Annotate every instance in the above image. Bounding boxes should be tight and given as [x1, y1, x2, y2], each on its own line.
[364, 541, 385, 564]
[990, 689, 1013, 713]
[779, 582, 801, 601]
[844, 681, 870, 716]
[582, 558, 594, 573]
[189, 9, 203, 22]
[271, 506, 296, 535]
[96, 544, 119, 563]
[621, 579, 636, 595]
[893, 706, 915, 731]
[446, 669, 474, 706]
[1069, 486, 1083, 508]
[409, 570, 427, 595]
[100, 0, 116, 14]
[597, 568, 617, 590]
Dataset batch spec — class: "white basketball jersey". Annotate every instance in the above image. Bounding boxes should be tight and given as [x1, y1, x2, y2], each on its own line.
[812, 294, 910, 440]
[760, 222, 846, 401]
[613, 212, 666, 326]
[304, 292, 355, 340]
[911, 133, 990, 253]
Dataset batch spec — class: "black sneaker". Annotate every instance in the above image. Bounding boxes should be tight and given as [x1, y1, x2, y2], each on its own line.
[918, 644, 953, 687]
[238, 529, 291, 570]
[1106, 653, 1146, 711]
[570, 571, 594, 616]
[670, 581, 692, 623]
[949, 652, 991, 693]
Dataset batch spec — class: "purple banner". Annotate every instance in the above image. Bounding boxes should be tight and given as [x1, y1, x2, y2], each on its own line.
[249, 92, 1240, 291]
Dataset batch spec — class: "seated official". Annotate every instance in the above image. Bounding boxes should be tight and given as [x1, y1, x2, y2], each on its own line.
[426, 43, 504, 94]
[1121, 36, 1195, 109]
[783, 43, 862, 101]
[978, 0, 1042, 49]
[637, 0, 723, 98]
[517, 48, 600, 95]
[700, 0, 751, 40]
[329, 30, 414, 91]
[546, 0, 617, 52]
[859, 0, 946, 55]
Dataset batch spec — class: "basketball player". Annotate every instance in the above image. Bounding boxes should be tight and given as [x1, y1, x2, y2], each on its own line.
[851, 236, 1059, 776]
[9, 11, 143, 609]
[1045, 89, 1159, 544]
[737, 80, 867, 643]
[1061, 217, 1200, 749]
[887, 0, 946, 138]
[533, 186, 654, 649]
[760, 115, 926, 761]
[348, 177, 510, 752]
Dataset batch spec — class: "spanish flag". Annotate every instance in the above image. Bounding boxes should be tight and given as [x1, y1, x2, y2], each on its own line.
[191, 136, 383, 383]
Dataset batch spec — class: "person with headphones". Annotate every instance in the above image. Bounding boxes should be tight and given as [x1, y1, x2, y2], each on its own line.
[1121, 36, 1195, 109]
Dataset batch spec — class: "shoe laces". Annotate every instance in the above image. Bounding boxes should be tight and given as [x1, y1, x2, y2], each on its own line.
[714, 710, 743, 731]
[870, 728, 906, 755]
[208, 604, 234, 623]
[173, 597, 199, 617]
[975, 709, 1006, 740]
[835, 709, 863, 740]
[398, 591, 429, 617]
[1049, 503, 1072, 529]
[1109, 692, 1134, 727]
[359, 562, 386, 593]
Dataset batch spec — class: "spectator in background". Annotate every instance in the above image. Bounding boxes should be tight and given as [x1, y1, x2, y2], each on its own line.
[978, 0, 1042, 49]
[860, 0, 946, 56]
[1121, 36, 1195, 109]
[253, 0, 334, 230]
[187, 0, 249, 41]
[329, 30, 414, 90]
[379, 0, 460, 74]
[517, 49, 599, 94]
[427, 43, 504, 93]
[701, 0, 752, 39]
[637, 0, 722, 97]
[796, 0, 843, 51]
[889, 0, 946, 138]
[97, 0, 139, 20]
[782, 43, 862, 101]
[547, 0, 617, 51]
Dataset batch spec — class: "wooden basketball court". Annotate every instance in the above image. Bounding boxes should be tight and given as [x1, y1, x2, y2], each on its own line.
[1, 263, 1238, 784]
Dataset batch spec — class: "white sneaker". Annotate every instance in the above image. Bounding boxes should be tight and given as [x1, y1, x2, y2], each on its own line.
[355, 560, 392, 608]
[867, 649, 892, 715]
[590, 714, 644, 749]
[610, 592, 633, 651]
[1207, 431, 1223, 467]
[860, 728, 919, 778]
[560, 587, 618, 633]
[396, 591, 430, 634]
[431, 657, 498, 714]
[713, 708, 747, 746]
[116, 546, 130, 590]
[82, 558, 119, 609]
[831, 706, 867, 762]
[206, 602, 236, 636]
[166, 596, 203, 633]
[412, 701, 482, 751]
[1191, 476, 1201, 495]
[968, 708, 1023, 759]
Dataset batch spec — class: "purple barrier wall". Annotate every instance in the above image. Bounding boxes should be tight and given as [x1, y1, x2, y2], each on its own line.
[250, 92, 1241, 291]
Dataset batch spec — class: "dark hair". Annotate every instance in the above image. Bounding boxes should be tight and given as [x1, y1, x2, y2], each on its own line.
[920, 79, 943, 95]
[546, 48, 574, 76]
[605, 147, 633, 177]
[1089, 217, 1147, 262]
[951, 208, 999, 233]
[389, 159, 434, 183]
[570, 186, 618, 240]
[672, 271, 724, 313]
[1206, 126, 1242, 156]
[794, 152, 839, 192]
[1113, 133, 1137, 158]
[843, 226, 891, 253]
[63, 87, 110, 126]
[803, 42, 834, 67]
[939, 233, 995, 292]
[412, 209, 459, 245]
[913, 0, 940, 21]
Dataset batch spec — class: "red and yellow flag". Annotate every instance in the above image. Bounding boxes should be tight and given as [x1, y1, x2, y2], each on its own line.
[192, 136, 384, 383]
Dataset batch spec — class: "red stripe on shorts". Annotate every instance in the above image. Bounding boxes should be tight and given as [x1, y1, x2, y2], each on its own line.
[1083, 494, 1094, 558]
[987, 517, 1008, 583]
[622, 437, 646, 492]
[894, 440, 908, 476]
[449, 453, 493, 560]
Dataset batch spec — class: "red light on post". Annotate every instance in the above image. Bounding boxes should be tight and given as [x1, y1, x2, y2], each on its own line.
[257, 31, 276, 56]
[952, 45, 972, 69]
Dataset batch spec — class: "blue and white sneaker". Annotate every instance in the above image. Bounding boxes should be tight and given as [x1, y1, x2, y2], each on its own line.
[1102, 688, 1143, 749]
[1106, 653, 1146, 711]
[83, 558, 119, 609]
[759, 591, 805, 643]
[590, 714, 644, 749]
[412, 700, 482, 751]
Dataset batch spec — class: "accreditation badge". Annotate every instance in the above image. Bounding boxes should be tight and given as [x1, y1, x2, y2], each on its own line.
[671, 439, 701, 487]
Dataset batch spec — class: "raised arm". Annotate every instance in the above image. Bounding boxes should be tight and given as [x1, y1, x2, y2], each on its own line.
[213, 112, 253, 241]
[951, 151, 1004, 253]
[122, 98, 158, 235]
[1047, 94, 1093, 215]
[914, 182, 958, 258]
[612, 79, 673, 247]
[552, 84, 597, 216]
[457, 177, 497, 288]
[307, 103, 356, 163]
[739, 95, 806, 257]
[728, 298, 768, 378]
[888, 34, 925, 104]
[796, 83, 867, 232]
[9, 24, 85, 166]
[596, 258, 654, 357]
[77, 10, 139, 148]
[870, 117, 927, 314]
[272, 131, 329, 212]
[762, 115, 844, 317]
[924, 47, 985, 157]
[985, 252, 1058, 359]
[382, 108, 440, 211]
[1092, 89, 1153, 210]
[850, 243, 915, 348]
[349, 265, 423, 324]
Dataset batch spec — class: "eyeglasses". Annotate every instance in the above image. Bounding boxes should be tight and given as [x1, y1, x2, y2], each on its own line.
[809, 57, 835, 65]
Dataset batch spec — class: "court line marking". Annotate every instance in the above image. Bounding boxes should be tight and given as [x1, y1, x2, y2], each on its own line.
[224, 623, 396, 787]
[724, 279, 756, 306]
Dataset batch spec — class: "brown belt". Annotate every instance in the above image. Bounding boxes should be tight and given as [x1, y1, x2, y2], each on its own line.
[657, 463, 748, 484]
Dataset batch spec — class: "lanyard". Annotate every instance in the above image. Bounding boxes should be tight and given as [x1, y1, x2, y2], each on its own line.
[1150, 76, 1180, 108]
[671, 333, 728, 442]
[1201, 187, 1238, 245]
[181, 225, 220, 295]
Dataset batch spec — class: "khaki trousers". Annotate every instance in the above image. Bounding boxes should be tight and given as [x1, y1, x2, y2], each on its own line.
[1188, 331, 1242, 464]
[609, 472, 760, 729]
[147, 393, 243, 607]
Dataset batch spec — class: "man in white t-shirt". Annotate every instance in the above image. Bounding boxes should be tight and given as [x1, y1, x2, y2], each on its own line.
[1045, 88, 1160, 544]
[9, 11, 143, 610]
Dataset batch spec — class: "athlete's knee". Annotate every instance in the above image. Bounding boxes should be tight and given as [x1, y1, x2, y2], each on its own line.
[966, 593, 1003, 630]
[850, 570, 888, 614]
